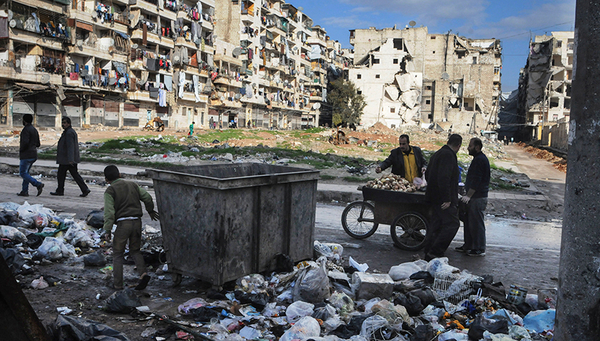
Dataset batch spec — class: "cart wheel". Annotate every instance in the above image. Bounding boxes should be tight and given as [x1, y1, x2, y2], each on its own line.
[341, 201, 379, 239]
[390, 212, 428, 251]
[172, 273, 182, 287]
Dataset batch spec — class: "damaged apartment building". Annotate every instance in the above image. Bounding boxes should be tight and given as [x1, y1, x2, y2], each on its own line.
[0, 0, 348, 130]
[348, 26, 502, 133]
[518, 31, 572, 151]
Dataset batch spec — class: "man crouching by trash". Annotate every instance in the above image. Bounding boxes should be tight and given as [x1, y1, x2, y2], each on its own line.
[102, 165, 159, 290]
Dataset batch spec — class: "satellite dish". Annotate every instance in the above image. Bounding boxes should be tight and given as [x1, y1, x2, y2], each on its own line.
[41, 74, 51, 84]
[9, 19, 16, 28]
[132, 43, 138, 49]
[298, 6, 304, 11]
[232, 47, 242, 58]
[219, 95, 225, 102]
[441, 72, 449, 80]
[15, 59, 21, 68]
[234, 93, 241, 100]
[409, 20, 416, 27]
[77, 40, 84, 47]
[312, 103, 321, 110]
[129, 13, 135, 20]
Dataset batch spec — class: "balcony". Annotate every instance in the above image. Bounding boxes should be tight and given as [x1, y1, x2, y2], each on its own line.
[179, 92, 209, 103]
[69, 41, 129, 62]
[127, 90, 159, 102]
[131, 30, 175, 49]
[13, 0, 64, 13]
[214, 76, 242, 88]
[241, 13, 255, 24]
[70, 9, 129, 34]
[63, 76, 127, 93]
[130, 0, 159, 15]
[0, 63, 62, 85]
[214, 54, 243, 67]
[9, 29, 65, 51]
[201, 19, 213, 31]
[175, 37, 198, 50]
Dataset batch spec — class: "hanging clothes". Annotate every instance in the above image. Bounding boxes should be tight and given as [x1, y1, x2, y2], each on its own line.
[158, 89, 167, 107]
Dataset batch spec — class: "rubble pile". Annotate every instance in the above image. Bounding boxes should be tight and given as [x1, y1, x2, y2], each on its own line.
[365, 174, 417, 192]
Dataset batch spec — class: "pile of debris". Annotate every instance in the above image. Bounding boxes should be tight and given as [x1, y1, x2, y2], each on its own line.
[1, 202, 557, 341]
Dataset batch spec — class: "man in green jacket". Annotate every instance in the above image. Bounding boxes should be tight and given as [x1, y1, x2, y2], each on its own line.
[102, 165, 159, 290]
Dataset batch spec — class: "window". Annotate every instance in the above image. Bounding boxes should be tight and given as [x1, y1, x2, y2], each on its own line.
[494, 66, 500, 75]
[393, 58, 398, 64]
[426, 100, 431, 104]
[432, 51, 435, 54]
[430, 36, 436, 39]
[373, 58, 380, 64]
[472, 57, 477, 64]
[390, 107, 395, 113]
[357, 90, 362, 95]
[357, 74, 361, 79]
[425, 85, 432, 90]
[375, 74, 380, 79]
[557, 41, 562, 48]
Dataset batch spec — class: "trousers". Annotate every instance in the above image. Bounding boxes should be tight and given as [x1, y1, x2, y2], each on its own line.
[424, 204, 460, 257]
[112, 219, 146, 288]
[56, 164, 89, 194]
[463, 197, 488, 251]
[20, 158, 41, 193]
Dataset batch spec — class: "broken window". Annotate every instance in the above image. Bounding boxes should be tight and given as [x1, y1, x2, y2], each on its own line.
[557, 40, 562, 48]
[457, 51, 466, 59]
[550, 98, 559, 108]
[393, 38, 403, 50]
[565, 98, 571, 109]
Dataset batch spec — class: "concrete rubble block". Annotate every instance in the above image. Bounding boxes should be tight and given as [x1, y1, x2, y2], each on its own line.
[396, 74, 412, 93]
[352, 272, 394, 300]
[400, 90, 420, 109]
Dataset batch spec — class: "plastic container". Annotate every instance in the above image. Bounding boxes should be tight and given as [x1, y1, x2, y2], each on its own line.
[147, 163, 319, 285]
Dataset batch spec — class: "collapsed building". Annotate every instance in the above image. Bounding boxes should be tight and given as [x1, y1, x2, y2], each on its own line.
[348, 26, 502, 133]
[517, 31, 572, 151]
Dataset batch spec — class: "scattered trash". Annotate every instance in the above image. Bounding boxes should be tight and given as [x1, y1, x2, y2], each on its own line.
[31, 276, 49, 289]
[104, 289, 143, 313]
[83, 251, 107, 267]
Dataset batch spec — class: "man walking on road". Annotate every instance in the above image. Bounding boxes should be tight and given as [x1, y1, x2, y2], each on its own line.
[17, 114, 44, 197]
[102, 165, 159, 290]
[50, 117, 90, 197]
[423, 134, 462, 261]
[456, 137, 490, 257]
[376, 134, 427, 183]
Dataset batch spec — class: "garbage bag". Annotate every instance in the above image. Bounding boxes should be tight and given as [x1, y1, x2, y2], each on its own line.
[26, 233, 44, 249]
[523, 309, 556, 333]
[65, 223, 95, 247]
[104, 289, 143, 313]
[286, 301, 314, 323]
[409, 324, 434, 341]
[427, 257, 459, 277]
[394, 292, 424, 316]
[468, 315, 509, 340]
[438, 329, 468, 341]
[314, 241, 344, 263]
[409, 288, 437, 307]
[0, 225, 28, 243]
[312, 303, 337, 321]
[49, 315, 129, 341]
[389, 260, 427, 281]
[190, 306, 222, 322]
[275, 253, 294, 273]
[0, 210, 18, 225]
[371, 299, 410, 324]
[280, 316, 320, 341]
[329, 291, 355, 315]
[83, 251, 107, 267]
[292, 259, 330, 303]
[178, 297, 207, 315]
[234, 290, 271, 310]
[86, 210, 105, 229]
[331, 313, 374, 339]
[36, 237, 76, 260]
[360, 315, 401, 340]
[0, 248, 27, 274]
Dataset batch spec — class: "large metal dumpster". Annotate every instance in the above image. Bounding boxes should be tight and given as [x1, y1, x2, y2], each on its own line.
[147, 163, 320, 286]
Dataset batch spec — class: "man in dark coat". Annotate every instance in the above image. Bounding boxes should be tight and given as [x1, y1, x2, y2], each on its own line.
[18, 114, 44, 196]
[50, 117, 90, 197]
[423, 134, 463, 260]
[455, 137, 490, 257]
[376, 134, 427, 183]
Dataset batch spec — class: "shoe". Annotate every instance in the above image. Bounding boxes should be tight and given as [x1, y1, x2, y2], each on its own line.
[467, 250, 486, 257]
[135, 273, 151, 290]
[454, 245, 468, 253]
[50, 191, 64, 196]
[36, 183, 44, 196]
[80, 189, 91, 197]
[17, 191, 29, 197]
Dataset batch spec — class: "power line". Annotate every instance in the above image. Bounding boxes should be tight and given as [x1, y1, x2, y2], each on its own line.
[499, 21, 574, 40]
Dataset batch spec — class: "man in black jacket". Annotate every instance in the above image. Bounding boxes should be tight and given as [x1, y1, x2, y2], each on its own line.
[376, 134, 427, 183]
[50, 117, 90, 197]
[18, 114, 44, 197]
[455, 138, 490, 257]
[423, 134, 463, 260]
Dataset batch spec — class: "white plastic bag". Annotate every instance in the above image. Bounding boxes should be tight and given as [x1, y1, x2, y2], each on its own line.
[0, 225, 28, 243]
[36, 237, 76, 260]
[360, 315, 389, 339]
[349, 256, 369, 272]
[280, 316, 320, 341]
[286, 301, 314, 323]
[427, 257, 459, 277]
[388, 260, 428, 280]
[438, 330, 468, 341]
[31, 276, 49, 289]
[64, 222, 96, 247]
